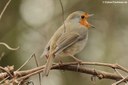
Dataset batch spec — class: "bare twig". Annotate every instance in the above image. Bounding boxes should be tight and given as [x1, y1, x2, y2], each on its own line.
[0, 66, 14, 84]
[0, 66, 13, 78]
[0, 0, 11, 21]
[112, 75, 128, 85]
[33, 54, 41, 85]
[59, 0, 66, 33]
[0, 42, 19, 51]
[17, 54, 34, 71]
[116, 64, 128, 73]
[112, 69, 128, 85]
[0, 76, 9, 84]
[114, 69, 124, 78]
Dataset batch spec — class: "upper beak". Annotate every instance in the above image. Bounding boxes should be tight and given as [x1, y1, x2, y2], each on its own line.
[88, 14, 94, 17]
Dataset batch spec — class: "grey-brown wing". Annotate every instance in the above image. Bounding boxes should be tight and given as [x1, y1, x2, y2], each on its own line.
[54, 32, 81, 53]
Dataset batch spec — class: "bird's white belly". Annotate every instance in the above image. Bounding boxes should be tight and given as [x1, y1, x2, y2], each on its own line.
[65, 39, 87, 54]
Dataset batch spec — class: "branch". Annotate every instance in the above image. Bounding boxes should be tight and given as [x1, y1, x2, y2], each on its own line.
[0, 62, 128, 84]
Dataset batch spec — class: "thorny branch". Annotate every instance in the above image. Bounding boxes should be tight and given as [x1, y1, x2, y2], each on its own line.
[0, 61, 128, 84]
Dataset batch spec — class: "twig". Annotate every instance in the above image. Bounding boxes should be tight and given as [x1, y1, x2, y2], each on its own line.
[113, 69, 128, 85]
[0, 0, 11, 21]
[116, 64, 128, 73]
[33, 54, 41, 85]
[0, 66, 14, 84]
[17, 54, 34, 71]
[0, 42, 19, 51]
[112, 75, 128, 85]
[59, 0, 66, 33]
[0, 66, 13, 78]
[114, 69, 124, 78]
[0, 76, 9, 84]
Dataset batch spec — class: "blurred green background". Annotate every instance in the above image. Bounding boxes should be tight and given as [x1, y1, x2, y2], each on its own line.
[0, 0, 128, 85]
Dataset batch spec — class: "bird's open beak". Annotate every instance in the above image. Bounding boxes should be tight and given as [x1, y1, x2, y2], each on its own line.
[88, 14, 95, 28]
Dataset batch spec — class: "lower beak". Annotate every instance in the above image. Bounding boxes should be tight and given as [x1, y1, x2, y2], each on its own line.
[90, 24, 96, 29]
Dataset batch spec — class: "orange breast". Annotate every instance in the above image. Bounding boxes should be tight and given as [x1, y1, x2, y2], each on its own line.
[80, 19, 90, 28]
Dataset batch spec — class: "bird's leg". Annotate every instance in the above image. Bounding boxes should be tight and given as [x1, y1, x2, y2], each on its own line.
[66, 53, 83, 71]
[67, 54, 82, 63]
[59, 60, 63, 65]
[55, 55, 63, 66]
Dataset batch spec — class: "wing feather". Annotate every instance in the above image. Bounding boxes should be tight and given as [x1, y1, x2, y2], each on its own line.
[54, 32, 80, 53]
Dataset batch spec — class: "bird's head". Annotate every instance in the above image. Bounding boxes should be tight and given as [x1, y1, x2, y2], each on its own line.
[66, 11, 94, 29]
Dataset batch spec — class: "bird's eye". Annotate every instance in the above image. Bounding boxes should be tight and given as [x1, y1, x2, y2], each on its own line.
[81, 15, 85, 19]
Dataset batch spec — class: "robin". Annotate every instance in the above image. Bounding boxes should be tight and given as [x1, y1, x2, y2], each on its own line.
[42, 11, 94, 76]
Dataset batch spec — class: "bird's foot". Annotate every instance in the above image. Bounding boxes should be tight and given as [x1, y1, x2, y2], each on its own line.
[58, 60, 63, 65]
[75, 59, 83, 71]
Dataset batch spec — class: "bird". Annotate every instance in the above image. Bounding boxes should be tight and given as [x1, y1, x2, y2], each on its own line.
[42, 11, 94, 76]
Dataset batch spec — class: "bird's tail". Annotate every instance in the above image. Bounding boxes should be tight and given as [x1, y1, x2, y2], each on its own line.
[44, 53, 54, 76]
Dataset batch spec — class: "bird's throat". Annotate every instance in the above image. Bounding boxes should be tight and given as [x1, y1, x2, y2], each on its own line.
[80, 20, 91, 28]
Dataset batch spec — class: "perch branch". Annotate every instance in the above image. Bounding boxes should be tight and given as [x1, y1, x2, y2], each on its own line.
[0, 61, 128, 84]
